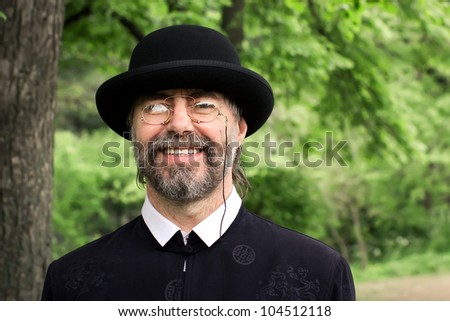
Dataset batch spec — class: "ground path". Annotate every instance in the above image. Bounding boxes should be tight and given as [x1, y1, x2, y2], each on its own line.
[356, 273, 450, 300]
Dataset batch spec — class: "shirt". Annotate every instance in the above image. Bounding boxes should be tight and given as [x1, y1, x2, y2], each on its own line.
[142, 186, 242, 247]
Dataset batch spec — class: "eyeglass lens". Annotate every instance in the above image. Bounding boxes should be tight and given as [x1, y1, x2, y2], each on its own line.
[141, 95, 221, 125]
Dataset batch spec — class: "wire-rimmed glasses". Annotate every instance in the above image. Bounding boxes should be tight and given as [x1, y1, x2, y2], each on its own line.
[140, 95, 225, 125]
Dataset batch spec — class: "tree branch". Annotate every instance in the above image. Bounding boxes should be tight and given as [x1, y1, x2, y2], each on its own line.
[64, 5, 92, 27]
[111, 12, 144, 41]
[307, 0, 329, 39]
[166, 0, 188, 12]
[64, 5, 144, 42]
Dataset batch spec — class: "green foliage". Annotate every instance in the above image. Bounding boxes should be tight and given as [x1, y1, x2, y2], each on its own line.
[56, 67, 106, 133]
[53, 130, 143, 258]
[62, 0, 231, 73]
[243, 167, 328, 240]
[352, 251, 450, 282]
[243, 0, 412, 157]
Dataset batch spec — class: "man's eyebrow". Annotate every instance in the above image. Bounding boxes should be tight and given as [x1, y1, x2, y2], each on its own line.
[189, 90, 222, 99]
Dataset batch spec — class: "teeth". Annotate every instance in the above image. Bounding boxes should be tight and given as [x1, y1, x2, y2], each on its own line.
[166, 148, 201, 155]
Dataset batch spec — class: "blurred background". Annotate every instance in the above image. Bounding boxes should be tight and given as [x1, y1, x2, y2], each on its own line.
[2, 0, 450, 300]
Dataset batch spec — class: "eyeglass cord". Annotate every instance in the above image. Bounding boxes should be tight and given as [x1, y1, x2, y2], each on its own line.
[219, 115, 228, 238]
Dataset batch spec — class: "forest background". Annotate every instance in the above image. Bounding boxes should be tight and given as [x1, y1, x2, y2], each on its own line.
[2, 0, 450, 300]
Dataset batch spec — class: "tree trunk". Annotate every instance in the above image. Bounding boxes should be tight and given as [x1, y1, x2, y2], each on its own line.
[0, 0, 64, 300]
[221, 0, 245, 50]
[349, 204, 369, 269]
[330, 226, 351, 263]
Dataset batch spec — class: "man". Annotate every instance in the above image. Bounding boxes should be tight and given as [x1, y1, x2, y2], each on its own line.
[42, 25, 355, 300]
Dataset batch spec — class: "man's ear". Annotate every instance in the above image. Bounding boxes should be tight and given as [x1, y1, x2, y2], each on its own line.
[237, 118, 248, 144]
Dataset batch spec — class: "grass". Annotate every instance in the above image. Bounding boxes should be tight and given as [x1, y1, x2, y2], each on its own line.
[351, 251, 450, 283]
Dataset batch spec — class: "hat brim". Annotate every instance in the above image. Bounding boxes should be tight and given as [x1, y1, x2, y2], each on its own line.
[95, 60, 273, 140]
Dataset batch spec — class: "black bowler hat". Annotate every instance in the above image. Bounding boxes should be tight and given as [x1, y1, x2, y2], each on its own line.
[96, 25, 274, 139]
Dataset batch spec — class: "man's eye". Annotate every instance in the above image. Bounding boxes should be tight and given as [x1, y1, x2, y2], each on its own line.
[193, 102, 216, 109]
[144, 103, 169, 114]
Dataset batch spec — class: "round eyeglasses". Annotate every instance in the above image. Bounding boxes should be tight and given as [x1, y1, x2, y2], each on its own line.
[140, 95, 225, 125]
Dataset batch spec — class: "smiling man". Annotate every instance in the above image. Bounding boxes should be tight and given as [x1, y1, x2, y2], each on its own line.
[42, 25, 355, 301]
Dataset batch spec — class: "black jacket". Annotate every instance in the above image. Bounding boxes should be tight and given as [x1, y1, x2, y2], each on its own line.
[42, 206, 355, 300]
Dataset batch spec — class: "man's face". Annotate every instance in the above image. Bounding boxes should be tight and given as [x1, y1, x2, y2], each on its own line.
[131, 89, 247, 202]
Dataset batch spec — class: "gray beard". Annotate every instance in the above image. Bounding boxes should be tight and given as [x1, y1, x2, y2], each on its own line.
[134, 132, 234, 203]
[145, 162, 220, 202]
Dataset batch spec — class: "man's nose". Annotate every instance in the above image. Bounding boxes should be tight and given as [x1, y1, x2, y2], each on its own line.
[164, 97, 195, 134]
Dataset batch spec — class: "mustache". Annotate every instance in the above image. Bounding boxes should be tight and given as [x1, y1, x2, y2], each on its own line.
[146, 132, 212, 151]
[133, 132, 233, 169]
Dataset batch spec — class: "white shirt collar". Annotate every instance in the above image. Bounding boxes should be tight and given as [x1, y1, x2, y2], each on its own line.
[141, 186, 242, 247]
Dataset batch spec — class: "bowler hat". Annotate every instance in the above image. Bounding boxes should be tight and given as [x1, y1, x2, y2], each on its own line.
[96, 25, 273, 139]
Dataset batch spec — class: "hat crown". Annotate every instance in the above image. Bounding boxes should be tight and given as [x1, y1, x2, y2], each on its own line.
[129, 25, 241, 70]
[96, 24, 273, 139]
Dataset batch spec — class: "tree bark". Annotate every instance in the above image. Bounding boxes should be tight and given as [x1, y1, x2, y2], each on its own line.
[348, 204, 369, 269]
[330, 226, 351, 263]
[0, 0, 64, 300]
[221, 0, 245, 50]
